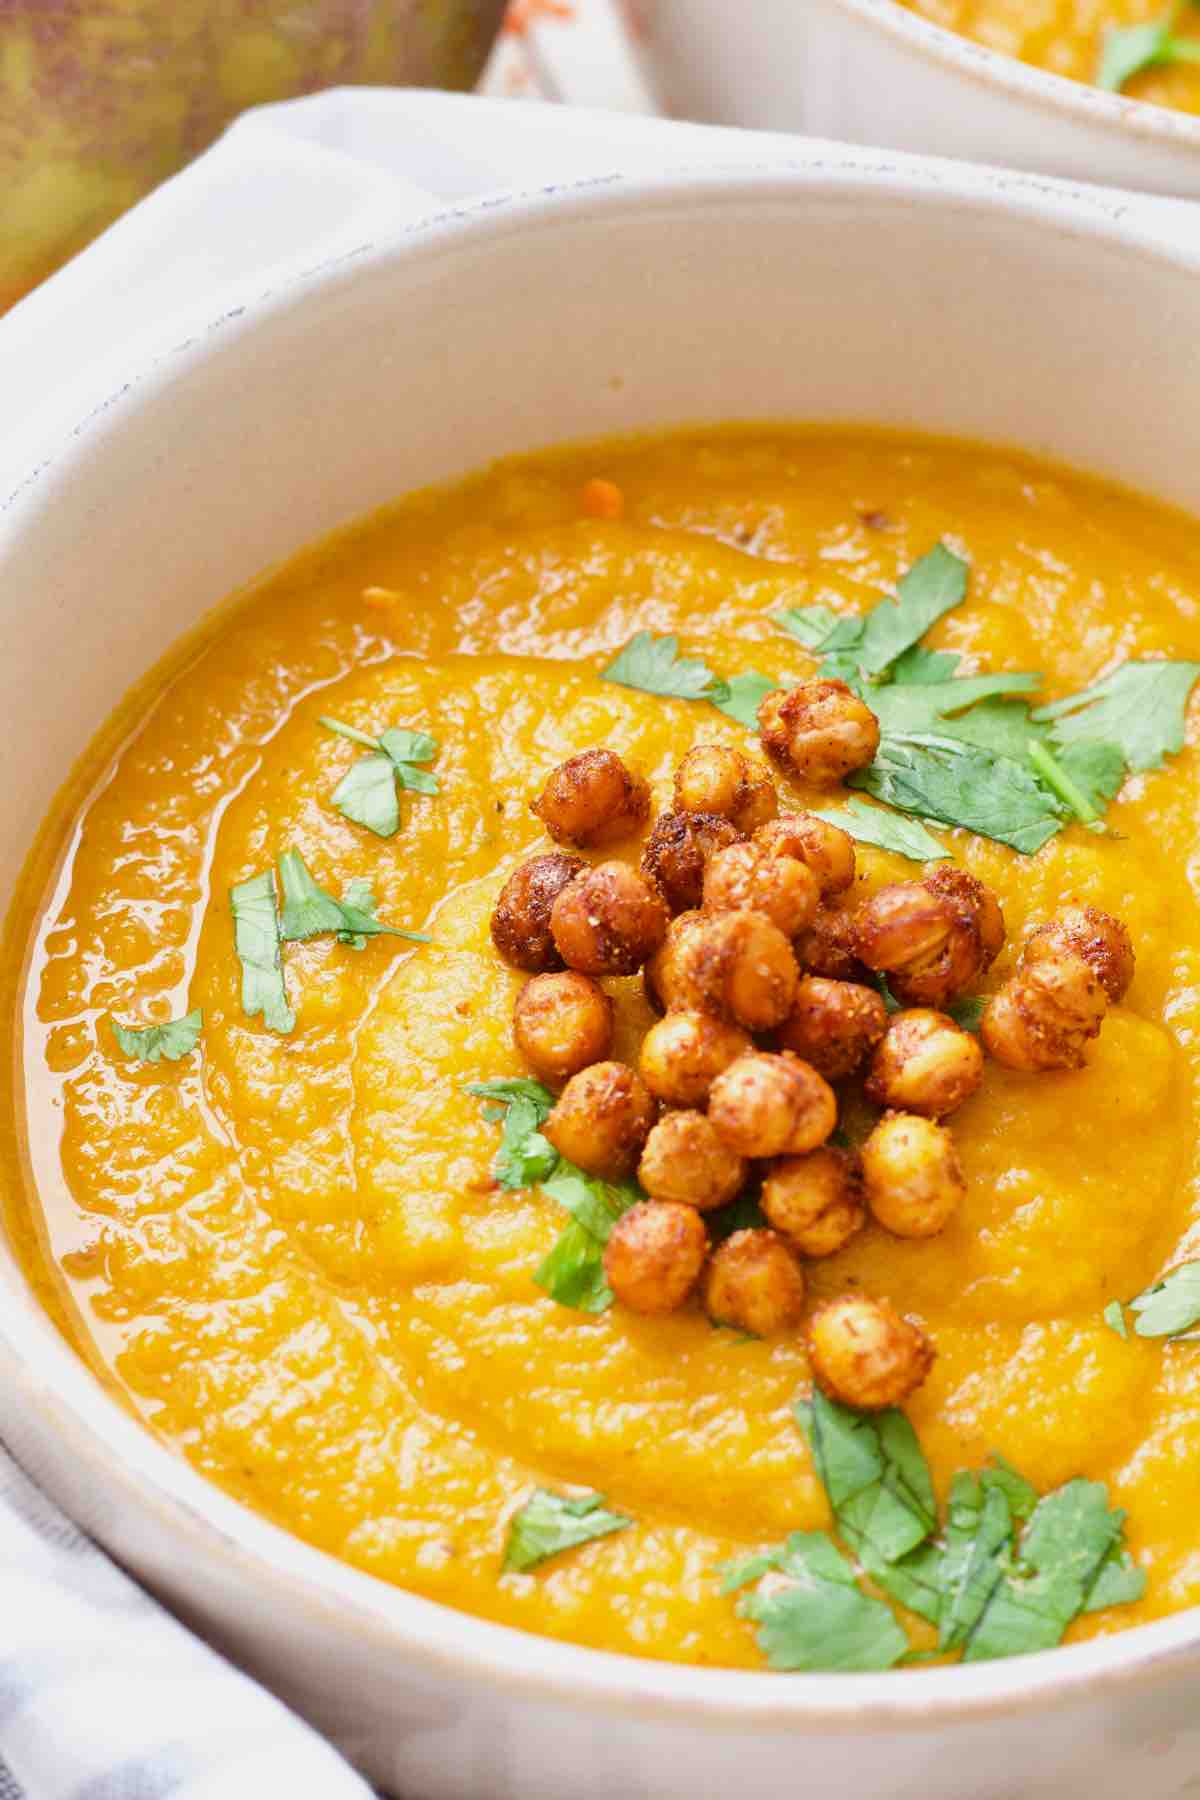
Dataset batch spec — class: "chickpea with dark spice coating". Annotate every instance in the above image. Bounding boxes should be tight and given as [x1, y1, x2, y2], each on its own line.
[490, 853, 585, 972]
[856, 869, 1004, 1007]
[543, 1061, 655, 1181]
[604, 1200, 708, 1315]
[777, 975, 888, 1081]
[648, 909, 799, 1032]
[708, 1052, 837, 1159]
[702, 1229, 807, 1337]
[982, 949, 1107, 1073]
[640, 809, 742, 914]
[807, 1295, 935, 1410]
[866, 1008, 983, 1118]
[673, 744, 778, 834]
[761, 1148, 865, 1258]
[638, 1011, 752, 1107]
[550, 861, 668, 978]
[531, 748, 650, 848]
[702, 839, 820, 938]
[513, 972, 613, 1085]
[757, 679, 880, 785]
[638, 1111, 747, 1212]
[796, 903, 871, 984]
[755, 812, 856, 898]
[1023, 903, 1134, 1004]
[861, 1112, 965, 1239]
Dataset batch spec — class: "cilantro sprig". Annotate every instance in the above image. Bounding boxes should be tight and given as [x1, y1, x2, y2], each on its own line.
[1098, 2, 1200, 92]
[231, 870, 294, 1035]
[600, 632, 776, 731]
[111, 1009, 203, 1064]
[1106, 1262, 1200, 1340]
[502, 1488, 632, 1574]
[725, 1391, 1144, 1671]
[320, 716, 439, 838]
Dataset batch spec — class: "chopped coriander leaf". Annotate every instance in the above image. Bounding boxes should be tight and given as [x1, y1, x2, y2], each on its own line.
[600, 631, 716, 700]
[533, 1219, 614, 1313]
[868, 671, 1042, 737]
[852, 733, 1064, 855]
[774, 602, 841, 650]
[111, 1009, 203, 1064]
[276, 850, 430, 948]
[1027, 741, 1104, 832]
[709, 1188, 768, 1242]
[947, 995, 987, 1033]
[854, 544, 970, 679]
[1128, 1262, 1200, 1338]
[1097, 10, 1200, 91]
[1104, 1299, 1130, 1339]
[320, 715, 440, 837]
[231, 870, 294, 1035]
[938, 1473, 1013, 1651]
[1034, 659, 1200, 773]
[338, 877, 377, 950]
[795, 1391, 937, 1567]
[982, 1454, 1038, 1523]
[890, 644, 961, 684]
[808, 797, 949, 864]
[735, 1531, 909, 1672]
[707, 670, 777, 729]
[467, 1079, 557, 1190]
[502, 1488, 632, 1574]
[1081, 1546, 1147, 1613]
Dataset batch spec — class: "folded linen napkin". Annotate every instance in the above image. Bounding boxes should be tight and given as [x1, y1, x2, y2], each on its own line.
[0, 1441, 372, 1799]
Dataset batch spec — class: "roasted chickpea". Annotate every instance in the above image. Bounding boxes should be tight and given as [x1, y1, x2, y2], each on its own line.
[761, 1147, 865, 1258]
[673, 744, 778, 834]
[865, 1008, 983, 1118]
[638, 1011, 753, 1107]
[604, 1200, 708, 1315]
[702, 1228, 807, 1336]
[796, 903, 870, 983]
[512, 972, 613, 1084]
[531, 748, 650, 848]
[708, 1052, 837, 1158]
[640, 809, 742, 914]
[856, 869, 1004, 1007]
[490, 852, 586, 972]
[638, 1110, 747, 1212]
[1023, 903, 1134, 1004]
[981, 950, 1107, 1072]
[543, 1061, 655, 1180]
[702, 840, 820, 938]
[649, 908, 799, 1032]
[777, 975, 888, 1081]
[807, 1295, 935, 1410]
[757, 679, 881, 786]
[861, 1112, 965, 1239]
[756, 812, 856, 898]
[550, 861, 669, 977]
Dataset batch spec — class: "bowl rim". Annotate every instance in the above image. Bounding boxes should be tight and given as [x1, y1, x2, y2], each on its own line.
[5, 154, 1200, 1732]
[831, 0, 1200, 150]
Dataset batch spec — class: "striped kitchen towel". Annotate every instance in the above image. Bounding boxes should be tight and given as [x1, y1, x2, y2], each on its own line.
[0, 1442, 373, 1799]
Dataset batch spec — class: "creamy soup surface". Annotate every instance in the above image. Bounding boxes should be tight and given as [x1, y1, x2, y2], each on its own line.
[8, 427, 1200, 1668]
[898, 0, 1200, 110]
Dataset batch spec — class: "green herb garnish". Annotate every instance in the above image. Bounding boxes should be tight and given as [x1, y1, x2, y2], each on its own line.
[502, 1488, 632, 1574]
[724, 1531, 909, 1672]
[947, 995, 987, 1032]
[320, 716, 439, 838]
[1098, 4, 1200, 91]
[1103, 1299, 1130, 1339]
[111, 1009, 203, 1064]
[276, 849, 429, 948]
[600, 632, 718, 701]
[706, 670, 778, 728]
[231, 870, 294, 1035]
[1126, 1263, 1200, 1338]
[1033, 659, 1200, 773]
[851, 733, 1065, 855]
[807, 797, 949, 864]
[776, 544, 969, 683]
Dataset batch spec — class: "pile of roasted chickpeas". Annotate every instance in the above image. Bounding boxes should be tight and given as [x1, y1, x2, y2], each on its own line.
[489, 675, 1136, 1411]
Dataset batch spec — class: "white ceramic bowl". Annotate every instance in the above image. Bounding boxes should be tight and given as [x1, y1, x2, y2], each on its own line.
[6, 114, 1200, 1800]
[631, 0, 1200, 196]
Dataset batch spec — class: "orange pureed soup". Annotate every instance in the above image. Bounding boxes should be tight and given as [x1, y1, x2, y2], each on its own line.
[897, 0, 1200, 110]
[8, 426, 1200, 1670]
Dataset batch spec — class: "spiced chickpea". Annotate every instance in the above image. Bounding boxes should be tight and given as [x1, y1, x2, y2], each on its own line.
[637, 1110, 747, 1212]
[807, 1295, 935, 1410]
[512, 972, 613, 1084]
[777, 975, 888, 1081]
[796, 904, 870, 983]
[650, 909, 799, 1032]
[856, 869, 1004, 1007]
[550, 861, 668, 977]
[981, 950, 1107, 1072]
[531, 748, 650, 848]
[757, 679, 880, 786]
[673, 744, 778, 834]
[761, 1148, 865, 1258]
[638, 1011, 752, 1107]
[543, 1061, 655, 1180]
[755, 813, 856, 898]
[702, 840, 820, 938]
[861, 1112, 965, 1239]
[708, 1052, 837, 1159]
[640, 809, 742, 914]
[490, 852, 585, 972]
[865, 1009, 984, 1118]
[702, 1229, 806, 1337]
[1023, 903, 1134, 1004]
[604, 1200, 708, 1315]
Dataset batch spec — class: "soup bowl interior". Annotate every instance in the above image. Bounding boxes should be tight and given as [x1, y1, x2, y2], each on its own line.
[5, 165, 1200, 1797]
